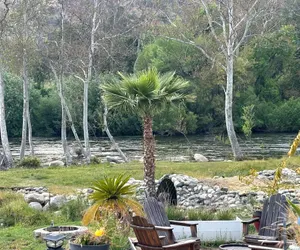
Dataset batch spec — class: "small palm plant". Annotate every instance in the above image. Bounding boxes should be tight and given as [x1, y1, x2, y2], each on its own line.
[82, 174, 143, 226]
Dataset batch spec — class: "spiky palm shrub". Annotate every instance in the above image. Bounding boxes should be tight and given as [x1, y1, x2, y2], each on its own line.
[82, 174, 143, 226]
[102, 67, 189, 196]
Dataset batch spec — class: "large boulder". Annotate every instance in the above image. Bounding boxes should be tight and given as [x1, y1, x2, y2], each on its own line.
[106, 156, 124, 164]
[49, 195, 67, 208]
[193, 153, 208, 162]
[48, 160, 65, 167]
[29, 202, 43, 211]
[24, 193, 46, 204]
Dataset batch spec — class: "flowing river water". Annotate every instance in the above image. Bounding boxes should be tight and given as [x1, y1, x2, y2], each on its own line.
[7, 133, 298, 163]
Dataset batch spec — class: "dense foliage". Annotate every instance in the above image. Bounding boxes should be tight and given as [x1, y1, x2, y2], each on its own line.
[1, 0, 300, 138]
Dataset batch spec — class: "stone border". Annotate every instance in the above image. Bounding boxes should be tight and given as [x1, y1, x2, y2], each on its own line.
[34, 225, 88, 239]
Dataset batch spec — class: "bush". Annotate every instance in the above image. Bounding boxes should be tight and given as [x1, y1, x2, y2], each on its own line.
[17, 156, 41, 168]
[187, 209, 202, 220]
[0, 192, 50, 226]
[61, 198, 89, 221]
[215, 209, 235, 220]
[165, 206, 186, 220]
[166, 207, 237, 221]
[195, 209, 216, 221]
[91, 156, 101, 164]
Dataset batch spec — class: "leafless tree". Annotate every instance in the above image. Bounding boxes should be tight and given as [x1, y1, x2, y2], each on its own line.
[157, 0, 281, 160]
[0, 0, 13, 169]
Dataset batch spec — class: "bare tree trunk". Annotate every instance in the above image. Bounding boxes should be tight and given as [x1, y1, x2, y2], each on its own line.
[27, 102, 34, 155]
[0, 68, 12, 169]
[64, 100, 84, 154]
[82, 0, 99, 164]
[50, 64, 84, 159]
[102, 98, 128, 162]
[143, 115, 156, 197]
[225, 0, 243, 160]
[225, 53, 243, 160]
[83, 79, 90, 163]
[20, 51, 28, 159]
[59, 0, 71, 165]
[20, 0, 34, 159]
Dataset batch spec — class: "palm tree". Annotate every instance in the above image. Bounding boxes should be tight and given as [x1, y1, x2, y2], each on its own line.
[82, 174, 143, 226]
[102, 67, 189, 196]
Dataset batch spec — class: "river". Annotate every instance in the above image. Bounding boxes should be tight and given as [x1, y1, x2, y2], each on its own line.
[7, 133, 298, 163]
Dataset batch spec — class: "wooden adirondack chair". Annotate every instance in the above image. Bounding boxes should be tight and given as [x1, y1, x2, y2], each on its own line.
[242, 193, 288, 247]
[143, 197, 199, 245]
[130, 216, 201, 250]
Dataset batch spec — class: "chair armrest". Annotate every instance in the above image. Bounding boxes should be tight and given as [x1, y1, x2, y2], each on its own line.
[241, 217, 260, 225]
[154, 226, 173, 231]
[242, 217, 260, 235]
[169, 220, 198, 226]
[163, 239, 198, 249]
[169, 220, 198, 237]
[154, 226, 174, 245]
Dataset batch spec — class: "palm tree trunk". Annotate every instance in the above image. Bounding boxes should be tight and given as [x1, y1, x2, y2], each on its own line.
[143, 115, 156, 197]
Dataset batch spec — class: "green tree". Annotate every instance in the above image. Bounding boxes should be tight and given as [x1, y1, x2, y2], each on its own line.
[241, 105, 255, 140]
[102, 68, 189, 196]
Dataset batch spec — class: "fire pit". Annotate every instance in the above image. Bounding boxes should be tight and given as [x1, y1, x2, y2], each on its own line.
[34, 225, 88, 239]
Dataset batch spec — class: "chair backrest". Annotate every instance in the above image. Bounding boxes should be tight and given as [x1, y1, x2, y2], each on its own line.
[144, 197, 175, 243]
[130, 216, 163, 249]
[259, 193, 288, 237]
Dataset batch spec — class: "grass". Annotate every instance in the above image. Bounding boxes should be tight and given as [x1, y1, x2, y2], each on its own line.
[1, 157, 300, 193]
[0, 225, 46, 250]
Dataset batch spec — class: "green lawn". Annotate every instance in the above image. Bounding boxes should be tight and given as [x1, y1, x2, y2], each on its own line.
[0, 226, 46, 250]
[1, 158, 300, 193]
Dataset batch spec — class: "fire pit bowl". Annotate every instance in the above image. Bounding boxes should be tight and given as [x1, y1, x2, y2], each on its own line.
[34, 225, 88, 239]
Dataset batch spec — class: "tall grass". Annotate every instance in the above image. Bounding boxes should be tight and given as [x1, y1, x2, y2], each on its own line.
[166, 206, 236, 221]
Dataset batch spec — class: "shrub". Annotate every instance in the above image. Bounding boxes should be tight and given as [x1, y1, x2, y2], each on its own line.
[187, 209, 202, 220]
[91, 156, 101, 164]
[0, 193, 51, 226]
[165, 206, 186, 220]
[166, 207, 238, 221]
[61, 197, 89, 221]
[215, 209, 235, 220]
[192, 209, 216, 221]
[17, 156, 41, 168]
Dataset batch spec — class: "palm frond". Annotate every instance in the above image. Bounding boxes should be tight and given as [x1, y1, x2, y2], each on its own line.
[83, 174, 142, 225]
[102, 67, 190, 117]
[82, 203, 100, 226]
[287, 198, 300, 216]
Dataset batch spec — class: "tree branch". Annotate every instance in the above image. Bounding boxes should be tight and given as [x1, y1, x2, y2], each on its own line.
[161, 35, 226, 71]
[200, 0, 227, 54]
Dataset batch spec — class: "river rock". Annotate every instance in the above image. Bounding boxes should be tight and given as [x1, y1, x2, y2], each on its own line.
[48, 160, 65, 167]
[193, 154, 208, 162]
[24, 193, 46, 204]
[106, 156, 125, 163]
[29, 202, 43, 211]
[49, 195, 67, 208]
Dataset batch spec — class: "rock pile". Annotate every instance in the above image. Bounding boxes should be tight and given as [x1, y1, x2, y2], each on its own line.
[16, 187, 90, 211]
[16, 171, 300, 211]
